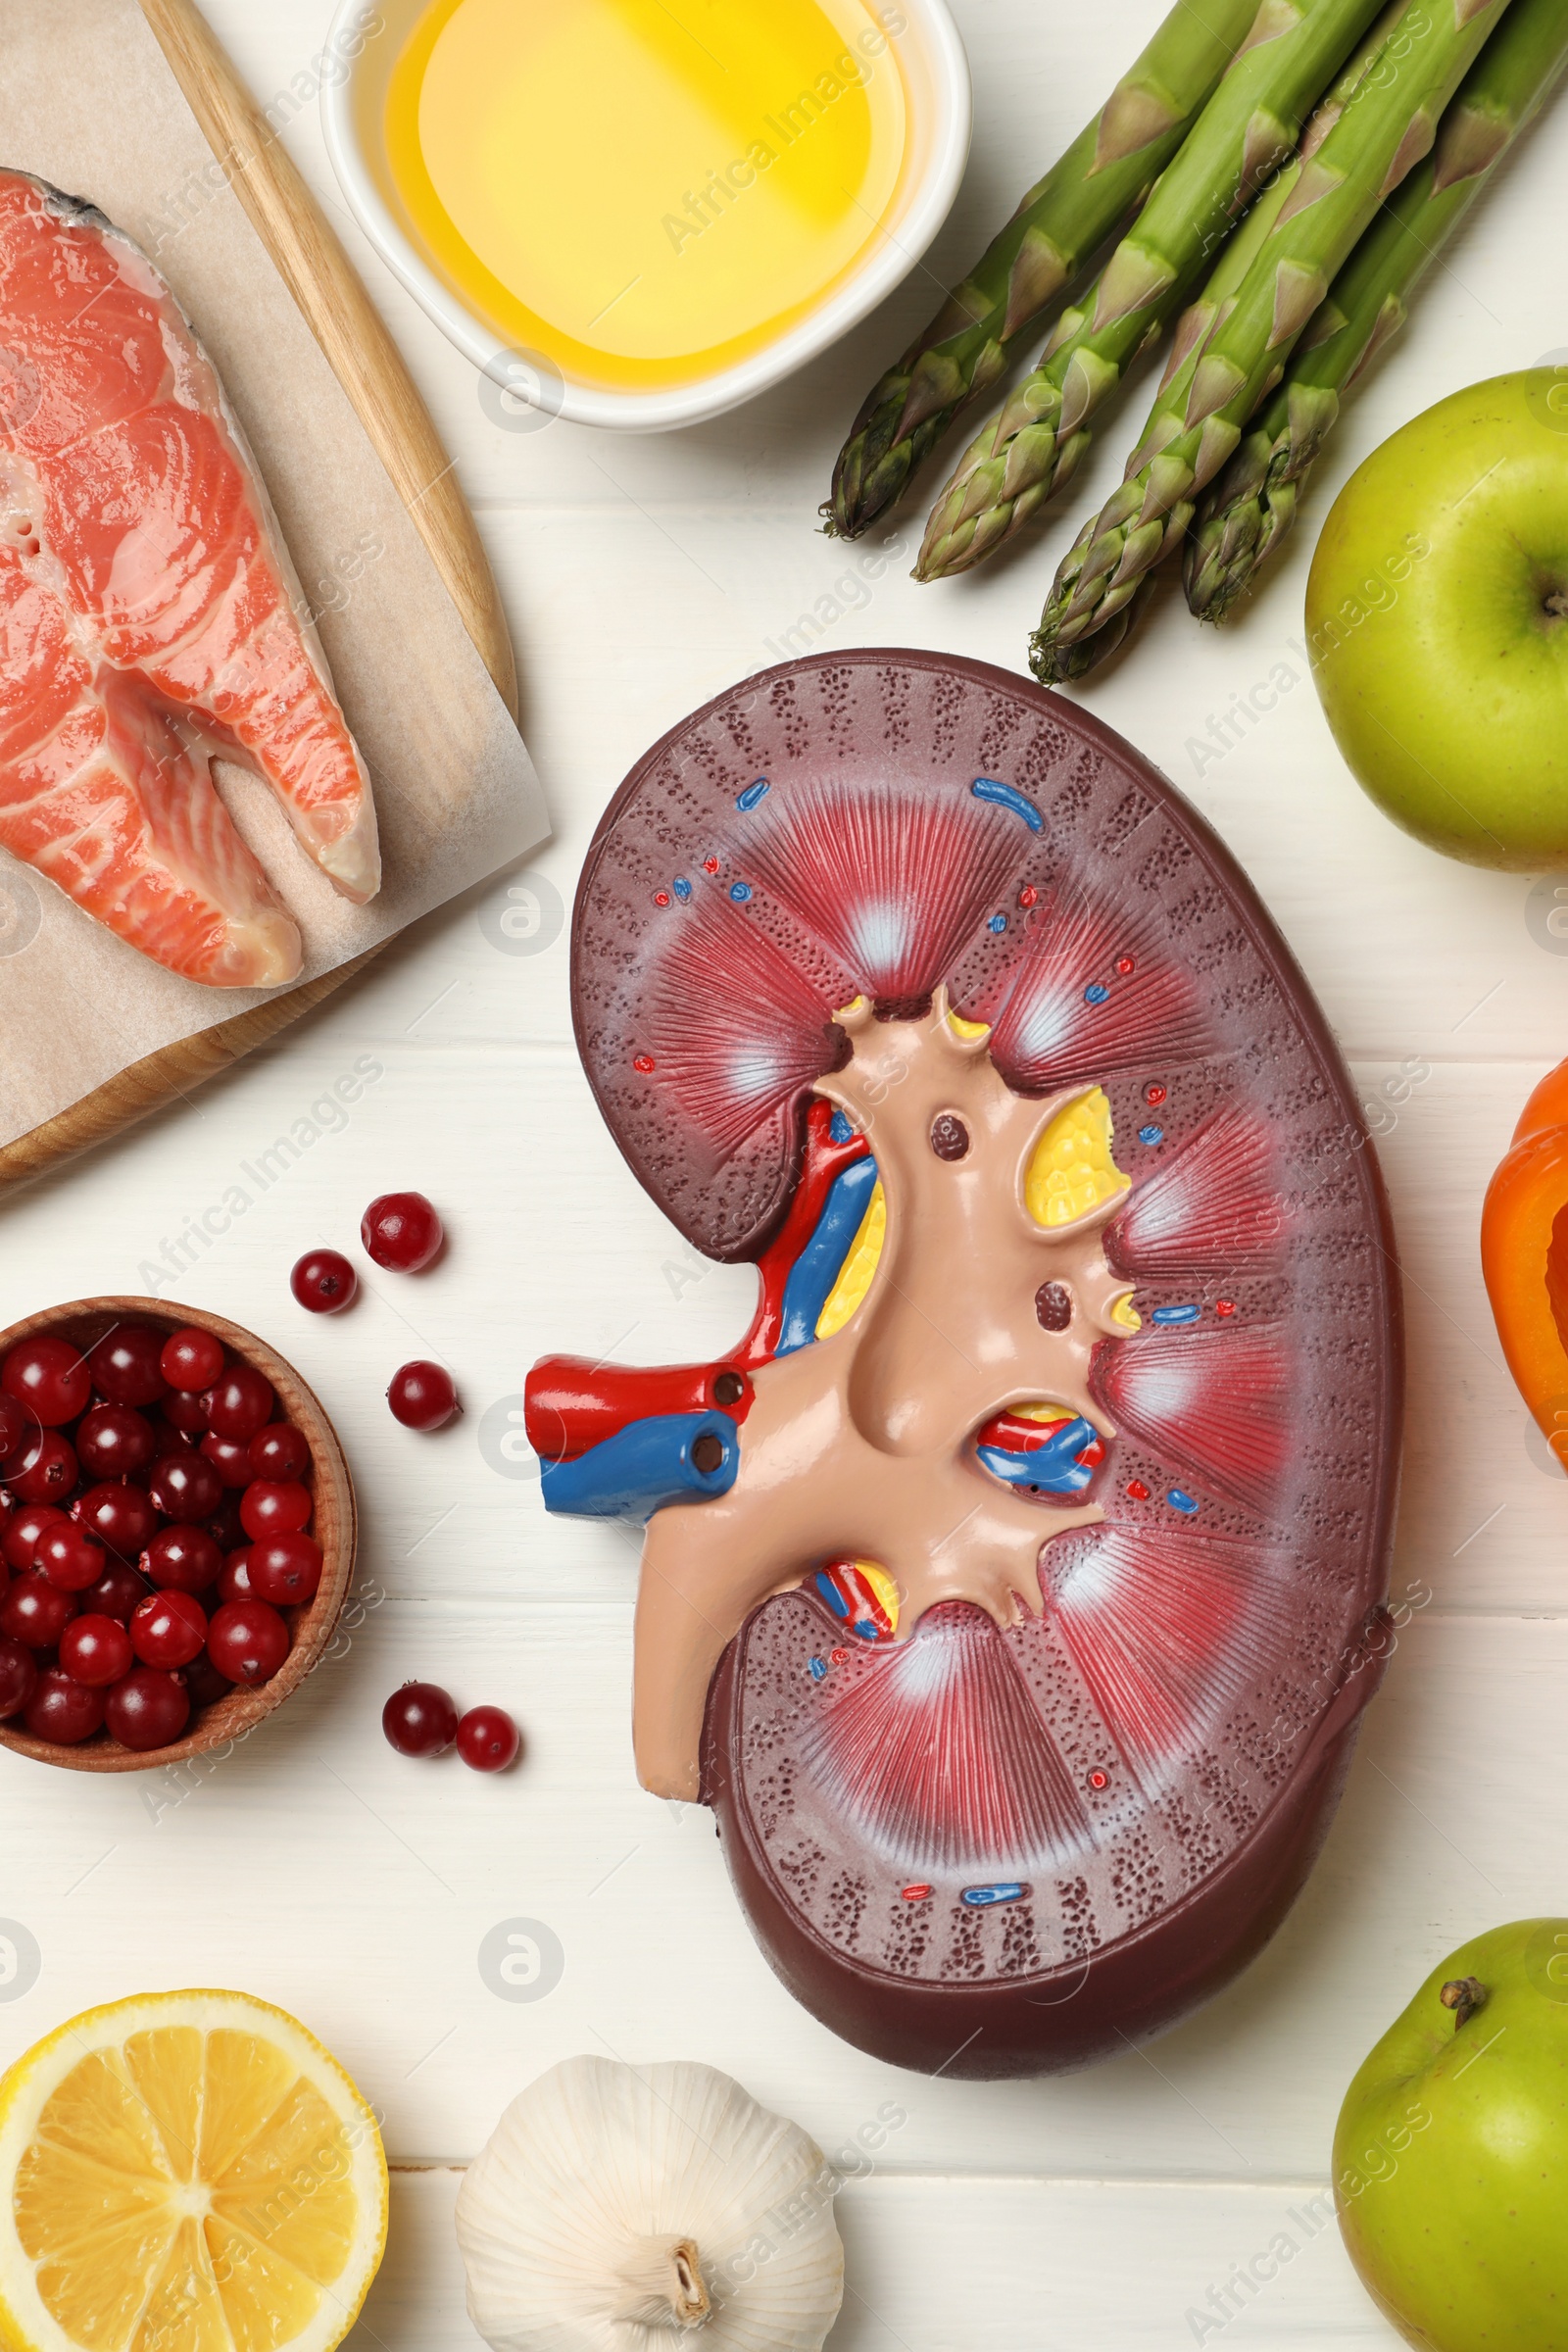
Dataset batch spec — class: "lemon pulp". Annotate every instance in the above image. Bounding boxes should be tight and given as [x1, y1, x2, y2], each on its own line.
[0, 1994, 385, 2352]
[385, 0, 909, 391]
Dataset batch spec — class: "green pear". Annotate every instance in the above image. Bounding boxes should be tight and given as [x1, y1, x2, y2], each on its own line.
[1335, 1920, 1568, 2352]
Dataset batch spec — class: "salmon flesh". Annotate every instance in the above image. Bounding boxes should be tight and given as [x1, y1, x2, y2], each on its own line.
[0, 170, 380, 989]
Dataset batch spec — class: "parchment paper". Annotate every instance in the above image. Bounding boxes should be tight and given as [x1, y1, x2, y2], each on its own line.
[0, 0, 549, 1150]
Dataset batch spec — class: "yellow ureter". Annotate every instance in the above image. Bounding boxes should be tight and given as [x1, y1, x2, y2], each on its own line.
[1013, 1400, 1073, 1424]
[1025, 1086, 1129, 1229]
[1111, 1294, 1142, 1331]
[816, 1179, 885, 1338]
[946, 1007, 991, 1042]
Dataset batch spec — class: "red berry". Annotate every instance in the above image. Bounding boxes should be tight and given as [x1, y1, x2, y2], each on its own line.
[217, 1549, 254, 1604]
[148, 1452, 223, 1524]
[141, 1525, 222, 1595]
[199, 1431, 255, 1490]
[0, 1639, 37, 1717]
[382, 1681, 458, 1756]
[76, 1404, 156, 1481]
[0, 1395, 33, 1460]
[203, 1494, 247, 1554]
[8, 1427, 77, 1505]
[162, 1388, 210, 1438]
[159, 1327, 224, 1393]
[106, 1667, 189, 1750]
[25, 1668, 105, 1744]
[60, 1615, 134, 1688]
[205, 1367, 273, 1443]
[2, 1336, 91, 1427]
[3, 1501, 64, 1574]
[240, 1481, 312, 1542]
[290, 1250, 358, 1314]
[90, 1324, 170, 1409]
[0, 1573, 76, 1649]
[456, 1704, 519, 1773]
[247, 1533, 322, 1606]
[387, 1361, 459, 1432]
[248, 1424, 311, 1483]
[36, 1523, 106, 1593]
[131, 1589, 207, 1670]
[82, 1560, 149, 1624]
[184, 1649, 234, 1709]
[362, 1193, 443, 1274]
[75, 1482, 159, 1560]
[207, 1597, 289, 1687]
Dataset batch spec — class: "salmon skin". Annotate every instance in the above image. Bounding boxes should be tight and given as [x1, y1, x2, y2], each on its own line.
[0, 169, 379, 989]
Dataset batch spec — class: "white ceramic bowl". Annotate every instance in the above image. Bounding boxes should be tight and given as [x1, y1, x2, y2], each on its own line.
[321, 0, 970, 433]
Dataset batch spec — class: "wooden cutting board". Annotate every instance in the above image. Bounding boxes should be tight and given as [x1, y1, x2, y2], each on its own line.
[0, 0, 518, 1204]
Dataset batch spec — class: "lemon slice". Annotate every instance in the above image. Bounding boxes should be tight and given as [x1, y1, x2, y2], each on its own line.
[0, 1990, 387, 2352]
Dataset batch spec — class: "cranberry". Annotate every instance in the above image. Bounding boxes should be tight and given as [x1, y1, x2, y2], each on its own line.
[382, 1681, 458, 1756]
[148, 1452, 222, 1524]
[160, 1327, 224, 1393]
[8, 1428, 77, 1505]
[0, 1574, 76, 1649]
[130, 1589, 207, 1669]
[3, 1501, 65, 1574]
[291, 1249, 358, 1313]
[184, 1649, 234, 1709]
[2, 1336, 91, 1427]
[456, 1704, 520, 1773]
[75, 1482, 158, 1560]
[60, 1615, 134, 1687]
[89, 1324, 169, 1409]
[240, 1481, 312, 1542]
[0, 1639, 37, 1718]
[247, 1533, 322, 1606]
[82, 1560, 150, 1624]
[36, 1524, 106, 1593]
[248, 1425, 311, 1484]
[25, 1668, 105, 1744]
[217, 1549, 255, 1604]
[199, 1431, 255, 1490]
[163, 1388, 210, 1438]
[0, 1395, 32, 1459]
[106, 1667, 189, 1750]
[75, 1404, 155, 1481]
[204, 1494, 247, 1553]
[207, 1597, 289, 1687]
[141, 1525, 222, 1594]
[205, 1367, 273, 1443]
[387, 1361, 460, 1432]
[362, 1192, 443, 1273]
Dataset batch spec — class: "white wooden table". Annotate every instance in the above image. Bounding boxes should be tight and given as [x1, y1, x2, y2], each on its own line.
[3, 6, 1564, 2345]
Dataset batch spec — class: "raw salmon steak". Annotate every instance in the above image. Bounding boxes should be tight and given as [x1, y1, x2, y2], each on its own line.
[0, 170, 378, 988]
[530, 651, 1402, 2080]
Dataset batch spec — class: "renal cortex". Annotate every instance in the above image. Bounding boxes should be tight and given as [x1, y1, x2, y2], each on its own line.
[526, 650, 1401, 2078]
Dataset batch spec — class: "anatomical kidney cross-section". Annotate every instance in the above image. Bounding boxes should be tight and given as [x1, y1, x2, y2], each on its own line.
[528, 650, 1401, 2079]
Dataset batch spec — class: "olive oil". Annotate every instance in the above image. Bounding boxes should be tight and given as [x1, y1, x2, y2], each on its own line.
[385, 0, 908, 392]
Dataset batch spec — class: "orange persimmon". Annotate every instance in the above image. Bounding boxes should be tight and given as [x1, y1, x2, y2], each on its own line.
[1481, 1055, 1568, 1467]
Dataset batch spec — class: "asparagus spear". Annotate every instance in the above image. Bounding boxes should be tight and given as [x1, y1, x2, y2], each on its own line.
[913, 0, 1396, 583]
[1029, 0, 1519, 684]
[1184, 0, 1568, 619]
[820, 0, 1263, 541]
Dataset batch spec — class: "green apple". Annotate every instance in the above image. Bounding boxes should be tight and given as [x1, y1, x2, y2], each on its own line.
[1335, 1918, 1568, 2351]
[1307, 371, 1568, 869]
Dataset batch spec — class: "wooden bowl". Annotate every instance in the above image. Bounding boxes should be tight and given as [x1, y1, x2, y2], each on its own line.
[0, 1298, 356, 1771]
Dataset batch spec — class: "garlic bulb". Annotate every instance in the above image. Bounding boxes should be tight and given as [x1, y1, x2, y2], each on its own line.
[455, 2055, 844, 2352]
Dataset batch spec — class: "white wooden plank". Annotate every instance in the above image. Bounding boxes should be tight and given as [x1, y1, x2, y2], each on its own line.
[357, 2166, 1401, 2352]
